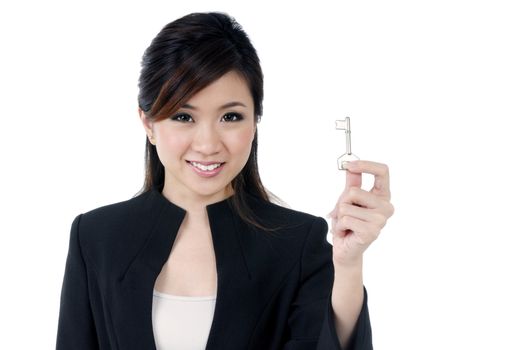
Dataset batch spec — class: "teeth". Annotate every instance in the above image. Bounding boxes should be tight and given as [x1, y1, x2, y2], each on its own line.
[190, 161, 222, 171]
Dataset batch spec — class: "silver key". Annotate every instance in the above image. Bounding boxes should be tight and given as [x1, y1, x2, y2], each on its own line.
[335, 117, 359, 170]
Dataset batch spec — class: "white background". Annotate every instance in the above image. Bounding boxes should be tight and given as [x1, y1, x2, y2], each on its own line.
[1, 0, 526, 349]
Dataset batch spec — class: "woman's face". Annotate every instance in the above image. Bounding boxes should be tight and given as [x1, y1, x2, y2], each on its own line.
[140, 71, 256, 205]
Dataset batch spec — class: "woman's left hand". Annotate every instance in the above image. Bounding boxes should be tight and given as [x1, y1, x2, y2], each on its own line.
[327, 160, 395, 268]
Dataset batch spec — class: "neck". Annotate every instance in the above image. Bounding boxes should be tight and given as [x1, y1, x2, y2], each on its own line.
[161, 184, 234, 215]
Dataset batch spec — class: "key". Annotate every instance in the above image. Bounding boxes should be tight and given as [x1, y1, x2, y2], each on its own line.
[335, 117, 359, 170]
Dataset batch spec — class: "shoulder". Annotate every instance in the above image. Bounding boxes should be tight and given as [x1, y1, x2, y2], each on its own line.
[73, 191, 159, 261]
[242, 194, 333, 281]
[244, 192, 329, 239]
[234, 193, 332, 279]
[248, 195, 326, 226]
[78, 191, 152, 233]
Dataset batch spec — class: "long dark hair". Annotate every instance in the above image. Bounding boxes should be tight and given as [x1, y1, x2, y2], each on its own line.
[135, 12, 281, 231]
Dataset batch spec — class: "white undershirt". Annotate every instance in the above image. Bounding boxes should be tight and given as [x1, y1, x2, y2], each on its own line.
[152, 289, 216, 350]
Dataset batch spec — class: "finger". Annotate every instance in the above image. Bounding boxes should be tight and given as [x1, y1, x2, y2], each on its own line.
[326, 201, 338, 219]
[335, 202, 371, 221]
[330, 213, 337, 234]
[335, 216, 376, 239]
[344, 160, 391, 198]
[336, 196, 392, 231]
[340, 187, 385, 209]
[344, 161, 362, 189]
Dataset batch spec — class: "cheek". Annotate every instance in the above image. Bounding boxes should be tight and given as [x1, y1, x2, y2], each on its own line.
[228, 128, 254, 155]
[156, 129, 189, 157]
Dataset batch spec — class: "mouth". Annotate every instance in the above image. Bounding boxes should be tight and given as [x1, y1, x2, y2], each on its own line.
[186, 160, 226, 177]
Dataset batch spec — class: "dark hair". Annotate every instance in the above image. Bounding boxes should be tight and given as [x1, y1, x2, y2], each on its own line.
[135, 12, 281, 231]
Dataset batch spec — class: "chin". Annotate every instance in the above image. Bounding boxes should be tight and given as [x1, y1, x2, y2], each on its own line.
[190, 185, 231, 198]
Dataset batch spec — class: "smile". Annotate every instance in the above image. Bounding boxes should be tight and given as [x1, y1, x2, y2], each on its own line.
[186, 160, 226, 178]
[188, 161, 224, 171]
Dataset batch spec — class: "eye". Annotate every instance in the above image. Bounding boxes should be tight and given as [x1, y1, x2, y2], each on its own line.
[170, 113, 194, 122]
[221, 112, 244, 122]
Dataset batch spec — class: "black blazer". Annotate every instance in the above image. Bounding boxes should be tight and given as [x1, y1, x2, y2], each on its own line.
[56, 188, 373, 349]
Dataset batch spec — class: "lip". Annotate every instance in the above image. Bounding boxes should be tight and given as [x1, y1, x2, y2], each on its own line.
[187, 160, 225, 165]
[186, 160, 226, 178]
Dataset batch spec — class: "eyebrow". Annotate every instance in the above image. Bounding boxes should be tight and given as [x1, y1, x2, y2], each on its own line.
[181, 101, 248, 110]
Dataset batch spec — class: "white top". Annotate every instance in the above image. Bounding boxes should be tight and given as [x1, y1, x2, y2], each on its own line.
[152, 289, 216, 350]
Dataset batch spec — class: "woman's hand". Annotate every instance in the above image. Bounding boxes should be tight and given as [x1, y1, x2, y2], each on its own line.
[327, 160, 395, 268]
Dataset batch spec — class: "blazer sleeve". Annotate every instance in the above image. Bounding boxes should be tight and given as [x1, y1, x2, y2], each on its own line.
[56, 214, 99, 350]
[283, 217, 373, 350]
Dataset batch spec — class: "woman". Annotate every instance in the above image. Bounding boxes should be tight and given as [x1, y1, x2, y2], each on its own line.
[56, 12, 394, 350]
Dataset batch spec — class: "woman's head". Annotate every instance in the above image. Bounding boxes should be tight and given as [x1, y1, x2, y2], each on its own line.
[137, 12, 274, 229]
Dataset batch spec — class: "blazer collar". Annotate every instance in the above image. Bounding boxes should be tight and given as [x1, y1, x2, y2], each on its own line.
[119, 188, 257, 349]
[122, 188, 251, 289]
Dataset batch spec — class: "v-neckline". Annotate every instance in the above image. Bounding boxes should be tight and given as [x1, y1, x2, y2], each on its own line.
[119, 188, 252, 349]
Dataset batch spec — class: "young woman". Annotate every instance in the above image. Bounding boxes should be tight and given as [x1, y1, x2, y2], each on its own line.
[56, 12, 394, 350]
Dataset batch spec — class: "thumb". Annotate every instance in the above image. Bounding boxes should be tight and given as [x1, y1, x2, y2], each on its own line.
[344, 161, 362, 189]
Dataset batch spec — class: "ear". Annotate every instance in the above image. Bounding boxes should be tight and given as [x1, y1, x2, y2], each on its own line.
[138, 108, 156, 145]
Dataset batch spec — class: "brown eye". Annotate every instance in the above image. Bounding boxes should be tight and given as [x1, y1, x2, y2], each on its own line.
[170, 113, 194, 122]
[221, 112, 243, 122]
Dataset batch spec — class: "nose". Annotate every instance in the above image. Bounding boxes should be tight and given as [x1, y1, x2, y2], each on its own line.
[192, 122, 222, 155]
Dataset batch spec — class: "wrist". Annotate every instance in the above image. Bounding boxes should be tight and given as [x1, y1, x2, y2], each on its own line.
[333, 254, 363, 272]
[333, 257, 363, 284]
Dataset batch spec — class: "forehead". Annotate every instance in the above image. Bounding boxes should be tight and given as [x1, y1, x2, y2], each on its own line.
[184, 71, 253, 109]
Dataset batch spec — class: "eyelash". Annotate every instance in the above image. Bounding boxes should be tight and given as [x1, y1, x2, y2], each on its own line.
[170, 112, 244, 123]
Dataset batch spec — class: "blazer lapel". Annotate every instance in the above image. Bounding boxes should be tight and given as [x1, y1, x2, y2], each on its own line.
[114, 189, 252, 349]
[205, 194, 300, 348]
[115, 189, 186, 349]
[113, 189, 297, 349]
[204, 198, 254, 349]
